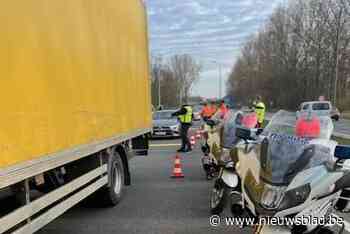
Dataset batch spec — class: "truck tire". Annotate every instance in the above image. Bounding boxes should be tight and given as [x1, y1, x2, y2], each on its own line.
[98, 150, 125, 206]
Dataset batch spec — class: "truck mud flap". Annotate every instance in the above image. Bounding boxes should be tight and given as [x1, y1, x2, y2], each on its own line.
[132, 134, 149, 156]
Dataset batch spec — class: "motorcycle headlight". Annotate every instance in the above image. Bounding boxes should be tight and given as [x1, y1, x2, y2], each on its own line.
[261, 184, 286, 210]
[220, 148, 232, 164]
[278, 184, 311, 210]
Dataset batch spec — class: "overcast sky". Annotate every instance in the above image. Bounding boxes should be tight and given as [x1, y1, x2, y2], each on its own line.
[145, 0, 284, 98]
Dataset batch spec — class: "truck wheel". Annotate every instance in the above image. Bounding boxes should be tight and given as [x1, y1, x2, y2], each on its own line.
[99, 150, 125, 206]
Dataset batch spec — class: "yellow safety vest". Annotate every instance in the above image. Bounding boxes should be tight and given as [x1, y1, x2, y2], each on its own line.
[254, 102, 266, 124]
[179, 106, 193, 123]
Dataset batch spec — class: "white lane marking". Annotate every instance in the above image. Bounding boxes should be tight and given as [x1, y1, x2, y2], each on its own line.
[150, 143, 181, 147]
[332, 214, 350, 232]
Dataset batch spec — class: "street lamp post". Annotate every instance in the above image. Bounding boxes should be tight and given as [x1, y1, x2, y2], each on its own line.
[152, 55, 162, 108]
[157, 66, 161, 107]
[210, 60, 222, 99]
[219, 63, 222, 99]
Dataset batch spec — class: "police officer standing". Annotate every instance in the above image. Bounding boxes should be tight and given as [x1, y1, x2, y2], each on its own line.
[172, 104, 193, 152]
[253, 95, 266, 128]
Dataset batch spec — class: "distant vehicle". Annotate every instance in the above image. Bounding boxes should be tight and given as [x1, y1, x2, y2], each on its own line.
[331, 106, 340, 121]
[297, 101, 339, 121]
[152, 110, 180, 137]
[192, 105, 202, 121]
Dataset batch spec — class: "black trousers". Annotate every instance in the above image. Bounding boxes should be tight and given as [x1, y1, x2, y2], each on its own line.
[180, 123, 191, 150]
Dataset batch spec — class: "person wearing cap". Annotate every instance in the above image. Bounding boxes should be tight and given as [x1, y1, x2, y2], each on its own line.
[172, 104, 193, 153]
[253, 95, 266, 128]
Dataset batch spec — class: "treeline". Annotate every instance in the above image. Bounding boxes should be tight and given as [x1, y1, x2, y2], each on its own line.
[227, 0, 350, 110]
[151, 54, 201, 108]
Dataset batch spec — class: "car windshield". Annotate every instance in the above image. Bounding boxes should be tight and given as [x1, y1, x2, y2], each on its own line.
[312, 102, 330, 110]
[193, 105, 202, 112]
[260, 110, 334, 185]
[153, 111, 175, 120]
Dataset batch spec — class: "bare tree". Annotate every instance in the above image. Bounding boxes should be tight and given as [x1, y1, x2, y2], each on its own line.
[150, 54, 201, 108]
[169, 54, 201, 104]
[227, 0, 350, 110]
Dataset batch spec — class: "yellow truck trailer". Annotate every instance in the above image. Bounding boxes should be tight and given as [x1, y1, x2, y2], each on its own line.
[0, 0, 151, 233]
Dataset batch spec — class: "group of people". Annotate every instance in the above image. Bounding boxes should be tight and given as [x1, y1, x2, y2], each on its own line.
[172, 96, 266, 153]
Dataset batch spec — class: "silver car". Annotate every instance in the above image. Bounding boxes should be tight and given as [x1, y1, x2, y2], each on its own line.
[152, 110, 180, 138]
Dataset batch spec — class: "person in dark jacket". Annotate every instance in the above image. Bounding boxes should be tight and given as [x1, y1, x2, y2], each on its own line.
[172, 104, 193, 152]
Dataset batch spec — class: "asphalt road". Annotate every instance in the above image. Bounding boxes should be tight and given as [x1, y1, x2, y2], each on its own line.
[37, 137, 350, 234]
[37, 138, 246, 234]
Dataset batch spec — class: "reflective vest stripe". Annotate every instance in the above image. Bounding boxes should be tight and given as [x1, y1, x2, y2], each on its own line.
[179, 106, 193, 123]
[254, 102, 265, 123]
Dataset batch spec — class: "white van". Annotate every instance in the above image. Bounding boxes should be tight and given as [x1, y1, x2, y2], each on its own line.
[297, 101, 339, 121]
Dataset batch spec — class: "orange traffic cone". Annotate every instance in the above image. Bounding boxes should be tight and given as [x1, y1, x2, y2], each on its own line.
[171, 154, 184, 178]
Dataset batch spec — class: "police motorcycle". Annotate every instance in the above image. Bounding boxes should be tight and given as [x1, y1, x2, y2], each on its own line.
[209, 111, 259, 214]
[228, 110, 350, 234]
[200, 115, 223, 180]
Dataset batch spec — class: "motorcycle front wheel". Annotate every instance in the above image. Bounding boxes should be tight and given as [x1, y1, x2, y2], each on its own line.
[210, 179, 229, 214]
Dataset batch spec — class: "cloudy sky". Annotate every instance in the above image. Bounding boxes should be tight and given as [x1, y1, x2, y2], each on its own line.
[145, 0, 284, 98]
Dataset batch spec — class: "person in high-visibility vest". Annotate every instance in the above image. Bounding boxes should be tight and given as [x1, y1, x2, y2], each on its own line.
[172, 104, 193, 152]
[200, 102, 212, 121]
[254, 95, 266, 128]
[218, 100, 229, 119]
[209, 100, 218, 117]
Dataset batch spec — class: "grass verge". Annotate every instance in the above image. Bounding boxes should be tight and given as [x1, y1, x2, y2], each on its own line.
[332, 136, 350, 145]
[342, 111, 350, 120]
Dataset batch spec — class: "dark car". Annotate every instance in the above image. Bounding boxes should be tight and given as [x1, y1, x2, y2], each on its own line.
[152, 110, 180, 138]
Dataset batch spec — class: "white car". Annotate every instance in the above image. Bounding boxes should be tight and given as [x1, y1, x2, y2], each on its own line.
[297, 101, 339, 120]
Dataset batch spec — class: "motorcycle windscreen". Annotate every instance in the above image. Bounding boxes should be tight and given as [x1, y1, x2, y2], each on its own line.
[221, 111, 242, 148]
[259, 133, 333, 185]
[221, 111, 257, 149]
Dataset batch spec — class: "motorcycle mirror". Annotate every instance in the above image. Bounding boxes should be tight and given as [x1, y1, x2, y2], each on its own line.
[235, 127, 253, 141]
[206, 119, 216, 127]
[256, 128, 264, 135]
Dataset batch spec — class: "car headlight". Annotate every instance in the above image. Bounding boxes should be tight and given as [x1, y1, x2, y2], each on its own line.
[170, 125, 178, 131]
[278, 184, 311, 210]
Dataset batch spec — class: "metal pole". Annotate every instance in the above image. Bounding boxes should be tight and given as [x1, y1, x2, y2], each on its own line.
[158, 67, 161, 107]
[219, 64, 222, 99]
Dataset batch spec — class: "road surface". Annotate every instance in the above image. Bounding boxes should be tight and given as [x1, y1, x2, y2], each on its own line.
[37, 138, 245, 234]
[36, 137, 349, 234]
